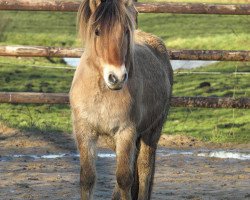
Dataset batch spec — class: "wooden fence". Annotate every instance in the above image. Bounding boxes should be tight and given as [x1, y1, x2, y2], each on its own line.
[0, 46, 249, 61]
[0, 92, 249, 109]
[1, 0, 250, 14]
[0, 0, 250, 109]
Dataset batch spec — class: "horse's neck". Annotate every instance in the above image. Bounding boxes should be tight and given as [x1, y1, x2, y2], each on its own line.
[79, 59, 109, 94]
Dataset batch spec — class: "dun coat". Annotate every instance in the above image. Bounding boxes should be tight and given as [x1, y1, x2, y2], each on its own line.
[70, 0, 173, 199]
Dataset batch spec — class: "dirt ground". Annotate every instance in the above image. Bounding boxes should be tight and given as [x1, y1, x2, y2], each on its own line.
[0, 124, 250, 200]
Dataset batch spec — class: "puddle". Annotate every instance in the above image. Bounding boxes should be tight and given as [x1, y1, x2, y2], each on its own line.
[157, 149, 193, 156]
[98, 153, 116, 158]
[1, 152, 115, 161]
[63, 58, 218, 70]
[1, 149, 249, 162]
[12, 153, 77, 159]
[197, 151, 250, 160]
[158, 149, 250, 160]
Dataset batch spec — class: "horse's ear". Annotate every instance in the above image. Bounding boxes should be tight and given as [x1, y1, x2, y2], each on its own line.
[89, 0, 102, 12]
[122, 0, 134, 6]
[78, 0, 92, 25]
[124, 0, 137, 24]
[78, 0, 92, 42]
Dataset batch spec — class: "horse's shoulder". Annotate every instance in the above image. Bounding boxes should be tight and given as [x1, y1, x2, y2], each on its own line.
[134, 30, 167, 54]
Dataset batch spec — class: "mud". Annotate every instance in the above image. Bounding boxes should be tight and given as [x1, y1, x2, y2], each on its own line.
[0, 124, 250, 200]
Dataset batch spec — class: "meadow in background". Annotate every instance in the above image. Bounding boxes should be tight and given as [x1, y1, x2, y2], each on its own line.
[0, 0, 249, 143]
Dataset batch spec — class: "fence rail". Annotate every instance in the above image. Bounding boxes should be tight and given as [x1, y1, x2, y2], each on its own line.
[136, 2, 250, 15]
[0, 92, 249, 109]
[1, 46, 249, 61]
[0, 0, 250, 15]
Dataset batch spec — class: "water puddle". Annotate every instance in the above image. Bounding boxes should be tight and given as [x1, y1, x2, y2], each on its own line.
[1, 149, 249, 162]
[158, 149, 250, 160]
[197, 151, 250, 160]
[12, 153, 116, 159]
[12, 153, 77, 159]
[13, 153, 73, 159]
[1, 152, 115, 161]
[63, 58, 218, 70]
[98, 153, 116, 158]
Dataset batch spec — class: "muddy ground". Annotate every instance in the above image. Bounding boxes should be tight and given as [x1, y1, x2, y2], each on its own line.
[0, 124, 250, 200]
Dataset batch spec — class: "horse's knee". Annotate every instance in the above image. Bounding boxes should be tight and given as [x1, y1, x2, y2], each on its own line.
[116, 169, 133, 190]
[80, 167, 96, 190]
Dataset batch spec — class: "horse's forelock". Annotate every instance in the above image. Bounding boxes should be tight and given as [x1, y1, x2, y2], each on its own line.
[91, 0, 126, 37]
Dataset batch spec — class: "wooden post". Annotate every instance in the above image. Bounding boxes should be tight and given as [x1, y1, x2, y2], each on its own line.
[0, 46, 249, 61]
[0, 92, 249, 109]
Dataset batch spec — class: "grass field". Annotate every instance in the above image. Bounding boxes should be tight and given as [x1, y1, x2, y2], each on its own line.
[0, 0, 249, 143]
[143, 0, 249, 3]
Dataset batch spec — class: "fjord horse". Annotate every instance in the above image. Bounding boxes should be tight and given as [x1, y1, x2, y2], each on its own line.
[70, 0, 173, 199]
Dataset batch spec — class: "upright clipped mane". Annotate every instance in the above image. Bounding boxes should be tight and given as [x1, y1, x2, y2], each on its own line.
[78, 0, 136, 44]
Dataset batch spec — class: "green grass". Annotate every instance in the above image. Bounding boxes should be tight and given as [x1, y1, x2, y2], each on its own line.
[173, 62, 250, 97]
[165, 61, 250, 143]
[0, 57, 249, 143]
[0, 1, 249, 144]
[164, 108, 250, 143]
[143, 0, 249, 3]
[0, 57, 73, 133]
[0, 11, 78, 46]
[139, 14, 250, 50]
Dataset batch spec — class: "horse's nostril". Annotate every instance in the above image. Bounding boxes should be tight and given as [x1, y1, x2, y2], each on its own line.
[108, 73, 118, 85]
[123, 72, 128, 82]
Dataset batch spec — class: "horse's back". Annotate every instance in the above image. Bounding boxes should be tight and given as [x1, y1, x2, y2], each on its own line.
[134, 30, 173, 86]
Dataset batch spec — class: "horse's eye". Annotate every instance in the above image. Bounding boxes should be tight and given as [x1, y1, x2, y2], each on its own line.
[95, 28, 100, 36]
[125, 28, 129, 35]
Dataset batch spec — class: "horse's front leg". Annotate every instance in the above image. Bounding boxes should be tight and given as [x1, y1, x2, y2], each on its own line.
[114, 127, 136, 200]
[74, 120, 98, 200]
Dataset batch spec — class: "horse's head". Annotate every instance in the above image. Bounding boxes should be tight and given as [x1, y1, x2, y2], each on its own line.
[78, 0, 136, 90]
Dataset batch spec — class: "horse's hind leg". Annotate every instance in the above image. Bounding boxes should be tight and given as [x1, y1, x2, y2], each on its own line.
[73, 117, 97, 200]
[137, 127, 162, 200]
[131, 139, 140, 200]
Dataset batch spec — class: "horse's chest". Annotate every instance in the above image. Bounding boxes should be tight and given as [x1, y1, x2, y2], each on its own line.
[80, 92, 131, 134]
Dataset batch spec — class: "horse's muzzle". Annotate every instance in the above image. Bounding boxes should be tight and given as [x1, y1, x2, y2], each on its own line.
[106, 71, 128, 90]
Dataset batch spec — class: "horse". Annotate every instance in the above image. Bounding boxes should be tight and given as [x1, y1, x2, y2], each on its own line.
[69, 0, 173, 199]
